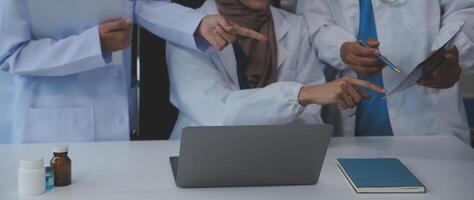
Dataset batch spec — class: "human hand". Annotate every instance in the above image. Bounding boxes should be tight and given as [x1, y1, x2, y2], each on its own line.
[341, 40, 385, 77]
[198, 15, 268, 51]
[99, 19, 133, 54]
[298, 77, 386, 110]
[417, 46, 461, 89]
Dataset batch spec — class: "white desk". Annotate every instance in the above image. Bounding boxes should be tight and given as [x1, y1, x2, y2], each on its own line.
[1, 136, 473, 200]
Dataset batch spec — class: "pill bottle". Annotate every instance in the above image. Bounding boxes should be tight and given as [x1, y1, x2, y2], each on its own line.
[18, 158, 45, 196]
[50, 145, 71, 187]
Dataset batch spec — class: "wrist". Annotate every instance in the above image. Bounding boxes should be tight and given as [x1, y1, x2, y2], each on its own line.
[298, 86, 313, 107]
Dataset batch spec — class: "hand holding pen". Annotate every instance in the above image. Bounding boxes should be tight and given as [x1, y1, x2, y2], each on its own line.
[341, 39, 400, 77]
[358, 40, 401, 73]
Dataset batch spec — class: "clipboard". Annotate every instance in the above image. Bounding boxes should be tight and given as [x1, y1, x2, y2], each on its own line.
[27, 0, 124, 40]
[386, 21, 467, 96]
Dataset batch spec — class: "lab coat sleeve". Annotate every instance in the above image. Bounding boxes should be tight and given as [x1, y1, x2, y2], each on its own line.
[166, 42, 305, 126]
[304, 0, 356, 70]
[457, 16, 474, 72]
[0, 0, 110, 76]
[135, 0, 211, 52]
[434, 0, 474, 71]
[293, 19, 326, 124]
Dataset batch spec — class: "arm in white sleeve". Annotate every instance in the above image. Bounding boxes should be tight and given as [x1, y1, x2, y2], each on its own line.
[166, 42, 305, 126]
[293, 19, 326, 124]
[0, 0, 109, 76]
[434, 0, 474, 71]
[457, 16, 474, 72]
[304, 0, 356, 70]
[135, 0, 211, 52]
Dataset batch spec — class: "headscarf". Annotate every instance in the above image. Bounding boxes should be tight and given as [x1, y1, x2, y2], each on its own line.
[216, 0, 278, 88]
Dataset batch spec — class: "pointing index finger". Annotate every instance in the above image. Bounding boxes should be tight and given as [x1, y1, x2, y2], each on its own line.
[232, 23, 268, 42]
[346, 77, 386, 94]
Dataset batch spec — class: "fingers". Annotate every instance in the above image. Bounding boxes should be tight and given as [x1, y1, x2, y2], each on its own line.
[360, 92, 371, 99]
[216, 16, 233, 30]
[336, 79, 369, 110]
[218, 16, 268, 42]
[232, 23, 268, 42]
[112, 31, 131, 47]
[350, 65, 384, 77]
[340, 92, 356, 109]
[211, 31, 228, 51]
[366, 39, 380, 48]
[101, 18, 132, 33]
[341, 41, 385, 77]
[346, 85, 363, 104]
[99, 19, 132, 53]
[344, 77, 386, 94]
[419, 47, 461, 89]
[216, 25, 236, 44]
[350, 56, 385, 67]
[200, 15, 267, 51]
[447, 46, 459, 56]
[335, 95, 349, 110]
[418, 78, 455, 89]
[432, 57, 460, 79]
[352, 43, 380, 57]
[419, 70, 460, 89]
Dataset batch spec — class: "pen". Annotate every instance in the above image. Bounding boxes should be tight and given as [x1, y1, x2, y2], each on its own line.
[358, 40, 401, 73]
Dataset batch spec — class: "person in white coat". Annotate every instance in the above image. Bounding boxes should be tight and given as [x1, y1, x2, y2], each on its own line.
[0, 72, 13, 142]
[166, 0, 386, 139]
[304, 0, 474, 143]
[0, 0, 267, 144]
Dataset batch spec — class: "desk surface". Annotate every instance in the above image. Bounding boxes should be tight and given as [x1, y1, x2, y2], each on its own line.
[1, 136, 473, 200]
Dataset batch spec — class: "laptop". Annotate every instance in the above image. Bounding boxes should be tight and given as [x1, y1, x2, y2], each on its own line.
[170, 124, 333, 188]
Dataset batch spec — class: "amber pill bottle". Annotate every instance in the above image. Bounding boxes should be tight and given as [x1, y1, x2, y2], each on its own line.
[50, 145, 71, 187]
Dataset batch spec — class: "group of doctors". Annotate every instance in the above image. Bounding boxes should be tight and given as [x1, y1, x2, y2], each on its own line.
[0, 0, 473, 144]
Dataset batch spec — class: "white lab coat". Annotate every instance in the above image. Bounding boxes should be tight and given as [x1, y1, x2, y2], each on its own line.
[0, 0, 207, 143]
[304, 0, 474, 143]
[166, 0, 326, 139]
[0, 72, 13, 142]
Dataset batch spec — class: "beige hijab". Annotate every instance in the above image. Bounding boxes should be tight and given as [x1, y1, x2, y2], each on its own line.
[216, 0, 278, 88]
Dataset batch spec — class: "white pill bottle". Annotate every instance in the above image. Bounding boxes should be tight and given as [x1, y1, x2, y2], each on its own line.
[18, 158, 45, 196]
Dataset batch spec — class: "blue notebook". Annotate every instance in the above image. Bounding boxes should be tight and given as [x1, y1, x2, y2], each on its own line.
[337, 158, 426, 193]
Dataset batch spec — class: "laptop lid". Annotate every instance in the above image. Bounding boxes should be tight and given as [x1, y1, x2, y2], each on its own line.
[172, 124, 333, 188]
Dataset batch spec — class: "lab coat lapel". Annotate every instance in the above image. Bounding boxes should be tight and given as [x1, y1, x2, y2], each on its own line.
[272, 7, 289, 70]
[199, 0, 240, 86]
[218, 46, 240, 87]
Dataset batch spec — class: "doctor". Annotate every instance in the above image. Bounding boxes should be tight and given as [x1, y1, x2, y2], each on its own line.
[166, 0, 386, 139]
[0, 0, 266, 143]
[304, 0, 474, 142]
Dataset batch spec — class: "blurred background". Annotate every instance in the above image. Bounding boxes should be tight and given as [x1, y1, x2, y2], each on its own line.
[131, 0, 474, 147]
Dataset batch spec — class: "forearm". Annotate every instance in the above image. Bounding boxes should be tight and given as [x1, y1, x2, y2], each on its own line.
[134, 1, 210, 51]
[1, 26, 110, 76]
[304, 0, 356, 70]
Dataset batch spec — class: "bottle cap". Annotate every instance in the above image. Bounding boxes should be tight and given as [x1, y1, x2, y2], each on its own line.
[53, 145, 68, 153]
[20, 158, 44, 169]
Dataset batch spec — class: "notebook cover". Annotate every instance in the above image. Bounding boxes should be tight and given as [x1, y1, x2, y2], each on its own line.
[337, 158, 425, 191]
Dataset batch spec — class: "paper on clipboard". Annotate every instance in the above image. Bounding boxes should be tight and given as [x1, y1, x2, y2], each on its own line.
[27, 0, 124, 40]
[385, 21, 467, 96]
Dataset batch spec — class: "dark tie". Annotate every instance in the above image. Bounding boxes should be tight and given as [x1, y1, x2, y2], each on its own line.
[355, 0, 394, 136]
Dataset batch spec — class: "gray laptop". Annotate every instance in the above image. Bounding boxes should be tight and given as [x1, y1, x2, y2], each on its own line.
[170, 124, 333, 188]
